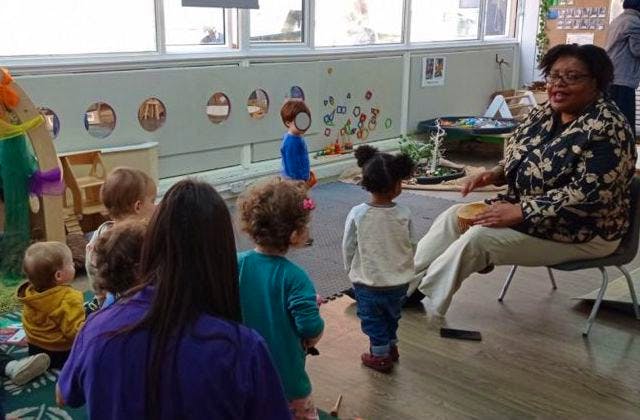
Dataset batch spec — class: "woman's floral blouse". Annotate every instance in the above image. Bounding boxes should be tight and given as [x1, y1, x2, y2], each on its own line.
[500, 97, 637, 243]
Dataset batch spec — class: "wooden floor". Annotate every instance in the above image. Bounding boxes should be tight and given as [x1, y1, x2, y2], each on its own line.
[308, 263, 640, 419]
[307, 162, 640, 419]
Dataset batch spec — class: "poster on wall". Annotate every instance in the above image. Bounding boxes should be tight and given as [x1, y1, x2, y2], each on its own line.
[566, 32, 595, 45]
[422, 56, 446, 87]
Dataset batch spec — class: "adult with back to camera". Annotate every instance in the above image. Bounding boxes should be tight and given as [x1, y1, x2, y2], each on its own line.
[57, 179, 291, 420]
[409, 44, 637, 317]
[606, 0, 640, 135]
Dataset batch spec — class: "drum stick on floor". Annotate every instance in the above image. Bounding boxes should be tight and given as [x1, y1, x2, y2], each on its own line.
[330, 394, 343, 417]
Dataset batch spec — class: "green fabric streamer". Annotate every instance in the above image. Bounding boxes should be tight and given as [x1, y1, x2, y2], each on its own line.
[0, 133, 37, 285]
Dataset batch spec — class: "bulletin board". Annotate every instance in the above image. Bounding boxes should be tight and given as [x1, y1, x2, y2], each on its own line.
[546, 0, 611, 48]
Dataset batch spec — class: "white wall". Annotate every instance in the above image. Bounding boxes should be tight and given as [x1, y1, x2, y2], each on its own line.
[15, 43, 518, 182]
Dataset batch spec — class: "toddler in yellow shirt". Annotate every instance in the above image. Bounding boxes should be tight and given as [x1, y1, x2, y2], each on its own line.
[17, 241, 85, 369]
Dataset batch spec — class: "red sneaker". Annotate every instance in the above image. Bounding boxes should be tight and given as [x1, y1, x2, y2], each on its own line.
[390, 345, 399, 362]
[361, 352, 393, 373]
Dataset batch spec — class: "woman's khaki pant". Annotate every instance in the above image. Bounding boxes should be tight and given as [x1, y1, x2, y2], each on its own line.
[411, 204, 620, 316]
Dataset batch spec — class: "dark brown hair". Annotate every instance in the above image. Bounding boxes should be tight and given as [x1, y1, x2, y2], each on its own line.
[280, 99, 310, 126]
[539, 44, 614, 92]
[101, 167, 155, 219]
[355, 145, 415, 194]
[23, 241, 71, 292]
[237, 177, 311, 253]
[94, 220, 146, 295]
[119, 179, 240, 418]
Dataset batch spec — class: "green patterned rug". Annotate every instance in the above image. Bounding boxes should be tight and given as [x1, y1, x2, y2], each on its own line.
[1, 310, 337, 419]
[1, 311, 86, 419]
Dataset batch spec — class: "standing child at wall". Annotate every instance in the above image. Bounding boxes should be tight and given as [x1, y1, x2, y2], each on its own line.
[280, 99, 317, 188]
[237, 177, 324, 420]
[342, 145, 416, 373]
[17, 242, 85, 369]
[92, 220, 146, 311]
[85, 167, 156, 314]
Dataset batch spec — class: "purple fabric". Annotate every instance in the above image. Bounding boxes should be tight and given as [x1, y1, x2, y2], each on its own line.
[58, 286, 292, 420]
[29, 167, 65, 196]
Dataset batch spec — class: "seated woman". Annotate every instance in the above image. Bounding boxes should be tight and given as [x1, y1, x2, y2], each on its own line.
[56, 179, 291, 419]
[410, 44, 637, 317]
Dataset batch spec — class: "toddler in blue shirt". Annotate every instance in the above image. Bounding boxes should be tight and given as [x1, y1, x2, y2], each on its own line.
[280, 99, 316, 187]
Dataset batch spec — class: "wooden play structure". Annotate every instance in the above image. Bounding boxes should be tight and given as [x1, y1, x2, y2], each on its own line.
[59, 150, 108, 235]
[0, 68, 65, 243]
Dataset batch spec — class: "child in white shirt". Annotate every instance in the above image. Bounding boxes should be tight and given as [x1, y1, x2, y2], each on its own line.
[342, 145, 415, 373]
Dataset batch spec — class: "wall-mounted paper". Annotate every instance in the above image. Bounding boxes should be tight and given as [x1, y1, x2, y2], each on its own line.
[182, 0, 258, 8]
[422, 56, 446, 87]
[566, 32, 594, 45]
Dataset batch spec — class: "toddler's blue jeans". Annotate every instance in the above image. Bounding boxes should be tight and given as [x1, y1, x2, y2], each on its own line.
[353, 283, 408, 357]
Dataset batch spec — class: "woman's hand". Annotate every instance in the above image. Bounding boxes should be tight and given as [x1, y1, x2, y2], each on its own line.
[473, 202, 523, 228]
[461, 169, 502, 197]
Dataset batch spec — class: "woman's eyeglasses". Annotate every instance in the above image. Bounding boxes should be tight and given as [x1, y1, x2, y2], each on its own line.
[545, 73, 591, 86]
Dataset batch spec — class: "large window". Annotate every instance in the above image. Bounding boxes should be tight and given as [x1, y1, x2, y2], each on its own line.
[411, 0, 480, 43]
[251, 0, 304, 43]
[0, 1, 156, 56]
[164, 0, 226, 48]
[315, 0, 403, 47]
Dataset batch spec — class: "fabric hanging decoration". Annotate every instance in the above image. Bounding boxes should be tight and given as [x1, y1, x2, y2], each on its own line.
[0, 133, 39, 285]
[0, 68, 20, 116]
[0, 115, 45, 141]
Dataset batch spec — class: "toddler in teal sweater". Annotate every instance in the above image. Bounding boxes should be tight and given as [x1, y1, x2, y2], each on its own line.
[237, 177, 324, 420]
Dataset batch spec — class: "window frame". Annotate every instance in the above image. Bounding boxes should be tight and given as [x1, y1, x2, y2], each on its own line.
[0, 0, 517, 73]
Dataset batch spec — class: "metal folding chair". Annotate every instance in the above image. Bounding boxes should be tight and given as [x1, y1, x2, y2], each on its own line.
[498, 177, 640, 336]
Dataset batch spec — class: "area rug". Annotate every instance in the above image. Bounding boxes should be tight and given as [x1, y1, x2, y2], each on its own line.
[575, 267, 640, 315]
[234, 181, 459, 298]
[0, 310, 338, 419]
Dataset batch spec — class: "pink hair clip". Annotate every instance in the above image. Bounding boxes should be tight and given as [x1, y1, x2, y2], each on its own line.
[302, 197, 316, 211]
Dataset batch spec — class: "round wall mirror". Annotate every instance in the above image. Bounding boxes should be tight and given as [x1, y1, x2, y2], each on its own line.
[206, 92, 231, 124]
[289, 86, 305, 100]
[247, 89, 269, 120]
[138, 98, 167, 132]
[38, 107, 60, 139]
[84, 102, 116, 139]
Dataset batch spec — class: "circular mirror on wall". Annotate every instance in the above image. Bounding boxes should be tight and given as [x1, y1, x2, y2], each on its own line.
[84, 102, 116, 139]
[247, 89, 269, 120]
[38, 107, 60, 139]
[206, 92, 231, 124]
[138, 98, 167, 132]
[289, 86, 305, 100]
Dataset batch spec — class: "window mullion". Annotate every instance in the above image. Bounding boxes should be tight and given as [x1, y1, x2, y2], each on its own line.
[155, 0, 167, 54]
[238, 7, 251, 52]
[306, 0, 315, 49]
[478, 0, 487, 41]
[403, 0, 411, 45]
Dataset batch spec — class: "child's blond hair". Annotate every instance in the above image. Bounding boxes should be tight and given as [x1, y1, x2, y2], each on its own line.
[237, 177, 311, 253]
[23, 242, 71, 292]
[101, 167, 155, 219]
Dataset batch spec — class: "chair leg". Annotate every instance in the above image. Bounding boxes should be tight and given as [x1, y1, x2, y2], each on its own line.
[498, 265, 518, 302]
[583, 267, 609, 337]
[617, 266, 640, 320]
[547, 267, 558, 290]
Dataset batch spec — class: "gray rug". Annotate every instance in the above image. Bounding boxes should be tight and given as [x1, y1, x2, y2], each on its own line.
[234, 182, 459, 298]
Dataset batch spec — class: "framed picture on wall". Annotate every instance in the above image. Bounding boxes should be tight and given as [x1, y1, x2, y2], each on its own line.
[574, 8, 582, 17]
[597, 18, 606, 30]
[573, 19, 581, 29]
[567, 0, 574, 4]
[589, 18, 597, 29]
[598, 7, 607, 18]
[422, 56, 446, 87]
